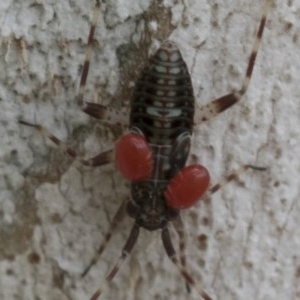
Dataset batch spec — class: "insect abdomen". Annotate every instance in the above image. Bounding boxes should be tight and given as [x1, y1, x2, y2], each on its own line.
[130, 41, 195, 145]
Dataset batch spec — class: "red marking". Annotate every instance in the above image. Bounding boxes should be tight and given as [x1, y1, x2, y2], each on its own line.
[115, 133, 153, 181]
[165, 165, 210, 209]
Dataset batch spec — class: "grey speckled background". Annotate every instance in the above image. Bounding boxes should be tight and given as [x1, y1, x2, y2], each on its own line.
[0, 1, 299, 300]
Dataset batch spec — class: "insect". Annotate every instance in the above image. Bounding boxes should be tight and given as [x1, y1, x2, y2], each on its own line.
[19, 0, 272, 299]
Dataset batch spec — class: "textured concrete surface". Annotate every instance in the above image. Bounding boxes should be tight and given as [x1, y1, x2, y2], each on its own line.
[0, 1, 299, 300]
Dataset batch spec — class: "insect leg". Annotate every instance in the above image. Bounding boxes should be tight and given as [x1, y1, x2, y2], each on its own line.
[19, 120, 114, 167]
[171, 215, 191, 292]
[77, 0, 101, 108]
[81, 198, 128, 277]
[161, 227, 213, 300]
[194, 0, 273, 124]
[76, 1, 129, 128]
[82, 102, 128, 127]
[203, 164, 266, 200]
[89, 223, 140, 300]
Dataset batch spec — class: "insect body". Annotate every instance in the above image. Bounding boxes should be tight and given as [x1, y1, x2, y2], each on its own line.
[121, 41, 210, 224]
[19, 0, 273, 299]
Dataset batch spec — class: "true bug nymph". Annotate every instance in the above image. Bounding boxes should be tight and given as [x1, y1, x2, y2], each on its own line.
[19, 0, 272, 299]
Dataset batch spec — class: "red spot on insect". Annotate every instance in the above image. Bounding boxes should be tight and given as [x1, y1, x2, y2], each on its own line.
[165, 164, 210, 209]
[115, 133, 153, 181]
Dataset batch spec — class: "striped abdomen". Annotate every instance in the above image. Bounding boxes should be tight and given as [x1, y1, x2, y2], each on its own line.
[130, 41, 195, 146]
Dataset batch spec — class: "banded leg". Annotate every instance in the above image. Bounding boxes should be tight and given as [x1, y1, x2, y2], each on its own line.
[194, 0, 272, 124]
[77, 0, 128, 127]
[161, 227, 212, 300]
[89, 224, 140, 300]
[203, 164, 266, 200]
[19, 120, 114, 167]
[172, 215, 190, 292]
[83, 102, 129, 127]
[81, 198, 128, 277]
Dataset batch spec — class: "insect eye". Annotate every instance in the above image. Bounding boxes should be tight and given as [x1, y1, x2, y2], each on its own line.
[115, 133, 153, 181]
[165, 164, 210, 209]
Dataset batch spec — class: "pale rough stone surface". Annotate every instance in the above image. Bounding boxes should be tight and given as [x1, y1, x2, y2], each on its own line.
[0, 1, 299, 300]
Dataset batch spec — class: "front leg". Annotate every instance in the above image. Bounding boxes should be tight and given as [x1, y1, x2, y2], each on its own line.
[194, 0, 272, 124]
